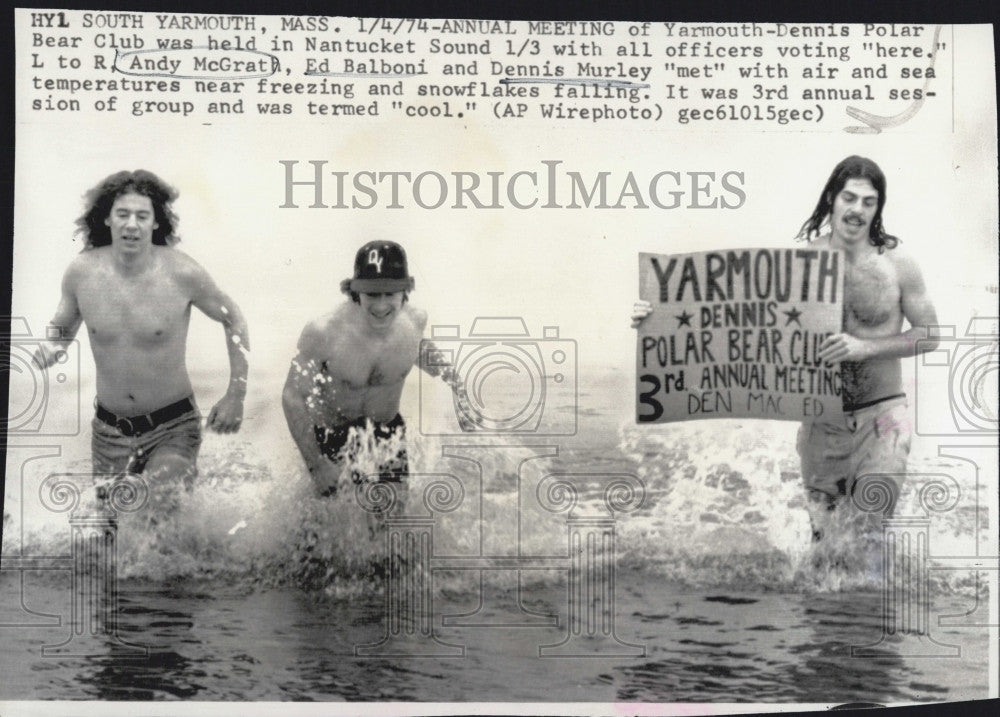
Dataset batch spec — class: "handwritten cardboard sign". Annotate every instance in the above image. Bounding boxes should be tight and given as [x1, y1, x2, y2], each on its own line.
[637, 249, 844, 423]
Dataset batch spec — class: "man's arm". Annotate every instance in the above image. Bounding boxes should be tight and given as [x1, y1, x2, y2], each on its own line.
[416, 338, 479, 431]
[818, 252, 939, 363]
[282, 324, 340, 486]
[33, 261, 84, 369]
[179, 255, 249, 433]
[408, 305, 479, 430]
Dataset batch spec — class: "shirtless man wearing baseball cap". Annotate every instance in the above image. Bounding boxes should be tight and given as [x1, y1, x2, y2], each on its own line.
[282, 240, 473, 496]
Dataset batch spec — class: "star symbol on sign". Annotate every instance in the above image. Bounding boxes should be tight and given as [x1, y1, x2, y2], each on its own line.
[783, 306, 803, 326]
[676, 310, 693, 327]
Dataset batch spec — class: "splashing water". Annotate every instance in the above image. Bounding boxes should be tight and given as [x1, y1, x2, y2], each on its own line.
[615, 419, 987, 598]
[3, 414, 986, 601]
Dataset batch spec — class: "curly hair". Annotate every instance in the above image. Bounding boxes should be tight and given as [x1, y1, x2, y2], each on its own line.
[75, 170, 180, 248]
[795, 155, 898, 252]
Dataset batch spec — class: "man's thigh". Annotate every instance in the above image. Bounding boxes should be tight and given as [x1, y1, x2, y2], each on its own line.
[852, 402, 912, 517]
[140, 413, 203, 488]
[797, 420, 854, 504]
[144, 449, 198, 487]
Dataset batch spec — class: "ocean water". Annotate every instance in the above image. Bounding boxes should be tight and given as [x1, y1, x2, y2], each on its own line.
[1, 364, 994, 703]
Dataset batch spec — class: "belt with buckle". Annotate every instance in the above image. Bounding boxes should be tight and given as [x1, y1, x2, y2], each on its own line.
[95, 397, 196, 437]
[843, 392, 906, 413]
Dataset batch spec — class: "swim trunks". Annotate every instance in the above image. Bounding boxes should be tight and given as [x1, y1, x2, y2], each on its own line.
[314, 413, 409, 487]
[796, 394, 911, 516]
[91, 396, 202, 479]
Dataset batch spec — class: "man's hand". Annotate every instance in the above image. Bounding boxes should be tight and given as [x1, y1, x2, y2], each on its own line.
[631, 300, 653, 329]
[31, 341, 66, 370]
[817, 332, 872, 364]
[207, 392, 244, 433]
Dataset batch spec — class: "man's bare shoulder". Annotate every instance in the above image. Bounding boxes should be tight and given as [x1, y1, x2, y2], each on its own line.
[882, 244, 925, 283]
[882, 243, 915, 265]
[63, 248, 106, 285]
[160, 247, 209, 281]
[297, 305, 351, 355]
[403, 305, 428, 332]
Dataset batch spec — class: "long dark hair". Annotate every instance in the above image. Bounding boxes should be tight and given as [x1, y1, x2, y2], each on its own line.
[75, 170, 180, 248]
[796, 155, 898, 252]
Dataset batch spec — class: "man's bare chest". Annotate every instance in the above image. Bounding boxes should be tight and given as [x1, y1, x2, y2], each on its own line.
[77, 275, 191, 346]
[324, 334, 419, 390]
[843, 259, 900, 329]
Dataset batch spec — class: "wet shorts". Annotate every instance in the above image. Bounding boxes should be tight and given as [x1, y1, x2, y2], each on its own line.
[796, 394, 911, 514]
[91, 397, 202, 479]
[314, 413, 409, 485]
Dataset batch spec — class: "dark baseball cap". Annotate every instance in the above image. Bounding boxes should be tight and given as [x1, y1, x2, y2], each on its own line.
[341, 241, 415, 294]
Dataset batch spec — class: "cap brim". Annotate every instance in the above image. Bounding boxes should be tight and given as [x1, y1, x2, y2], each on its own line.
[348, 277, 414, 293]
